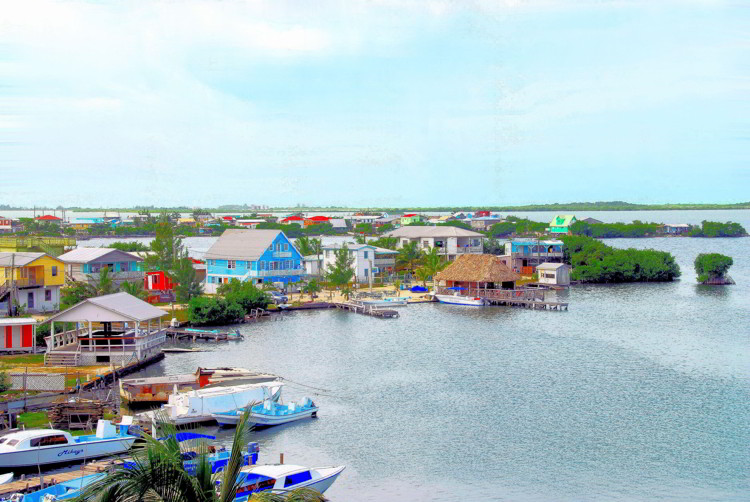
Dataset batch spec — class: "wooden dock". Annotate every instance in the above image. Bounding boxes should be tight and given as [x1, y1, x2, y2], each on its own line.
[333, 302, 400, 318]
[165, 328, 233, 342]
[0, 458, 122, 497]
[436, 287, 569, 311]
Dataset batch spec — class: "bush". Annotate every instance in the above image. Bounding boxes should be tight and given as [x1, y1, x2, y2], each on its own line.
[694, 253, 733, 282]
[571, 220, 661, 238]
[0, 372, 10, 393]
[688, 221, 747, 237]
[217, 280, 270, 313]
[562, 235, 681, 283]
[187, 296, 244, 326]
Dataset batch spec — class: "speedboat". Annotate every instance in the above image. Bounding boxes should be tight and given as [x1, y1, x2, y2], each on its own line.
[232, 464, 345, 499]
[434, 287, 486, 306]
[9, 472, 106, 502]
[0, 420, 137, 470]
[357, 297, 409, 307]
[213, 393, 318, 428]
[119, 367, 278, 405]
[140, 382, 284, 426]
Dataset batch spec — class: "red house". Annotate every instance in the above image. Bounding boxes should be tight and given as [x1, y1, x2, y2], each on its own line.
[144, 271, 175, 304]
[0, 318, 36, 353]
[35, 215, 63, 224]
[281, 215, 304, 224]
[304, 216, 330, 227]
[475, 210, 491, 217]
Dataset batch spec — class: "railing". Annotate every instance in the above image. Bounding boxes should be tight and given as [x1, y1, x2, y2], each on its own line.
[0, 236, 76, 248]
[1, 277, 43, 288]
[454, 246, 483, 254]
[249, 269, 304, 277]
[272, 251, 292, 258]
[45, 327, 166, 354]
[45, 327, 88, 350]
[437, 287, 544, 301]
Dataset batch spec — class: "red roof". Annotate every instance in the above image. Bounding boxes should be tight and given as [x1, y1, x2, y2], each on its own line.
[222, 216, 234, 220]
[282, 216, 304, 222]
[36, 215, 62, 221]
[403, 214, 417, 217]
[306, 216, 330, 221]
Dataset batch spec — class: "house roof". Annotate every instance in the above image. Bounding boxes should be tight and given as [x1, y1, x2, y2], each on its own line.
[402, 213, 418, 217]
[306, 216, 330, 221]
[329, 218, 347, 228]
[321, 242, 397, 255]
[384, 226, 484, 239]
[0, 317, 37, 326]
[58, 247, 144, 263]
[537, 262, 568, 270]
[581, 217, 603, 224]
[435, 254, 520, 284]
[549, 215, 576, 227]
[36, 215, 62, 221]
[0, 252, 50, 267]
[44, 292, 167, 323]
[281, 215, 304, 221]
[204, 229, 286, 261]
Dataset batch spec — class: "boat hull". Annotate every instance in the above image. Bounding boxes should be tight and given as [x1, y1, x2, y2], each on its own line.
[434, 294, 485, 306]
[0, 437, 136, 469]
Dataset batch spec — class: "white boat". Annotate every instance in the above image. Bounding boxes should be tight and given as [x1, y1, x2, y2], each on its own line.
[0, 420, 137, 470]
[142, 382, 284, 426]
[233, 464, 345, 500]
[119, 367, 278, 404]
[358, 297, 409, 307]
[435, 288, 486, 306]
[0, 472, 12, 485]
[213, 392, 318, 428]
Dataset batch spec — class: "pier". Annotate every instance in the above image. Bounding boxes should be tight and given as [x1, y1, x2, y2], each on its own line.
[333, 301, 400, 318]
[165, 328, 233, 342]
[436, 287, 569, 311]
[0, 458, 122, 497]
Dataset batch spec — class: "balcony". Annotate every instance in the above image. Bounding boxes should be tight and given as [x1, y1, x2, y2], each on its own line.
[249, 269, 304, 278]
[272, 251, 292, 258]
[454, 245, 483, 254]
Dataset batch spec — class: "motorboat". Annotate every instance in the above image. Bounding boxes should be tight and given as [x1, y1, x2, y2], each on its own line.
[119, 367, 278, 405]
[232, 464, 345, 500]
[213, 391, 318, 428]
[140, 382, 284, 426]
[358, 297, 409, 307]
[10, 472, 106, 502]
[434, 287, 486, 306]
[0, 420, 137, 470]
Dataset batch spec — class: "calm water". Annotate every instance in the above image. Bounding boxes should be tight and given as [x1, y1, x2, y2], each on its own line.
[122, 229, 749, 500]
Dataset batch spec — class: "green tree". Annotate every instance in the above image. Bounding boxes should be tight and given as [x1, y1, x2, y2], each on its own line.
[146, 221, 183, 273]
[302, 279, 322, 300]
[188, 296, 244, 326]
[217, 279, 270, 313]
[78, 410, 325, 502]
[120, 280, 148, 300]
[368, 236, 398, 250]
[354, 223, 373, 234]
[172, 256, 204, 302]
[295, 236, 314, 256]
[109, 241, 149, 252]
[414, 267, 430, 287]
[88, 267, 116, 296]
[396, 241, 423, 273]
[694, 253, 733, 283]
[354, 234, 367, 244]
[60, 282, 94, 309]
[392, 279, 402, 297]
[377, 223, 395, 233]
[420, 247, 448, 287]
[326, 244, 354, 288]
[483, 237, 504, 255]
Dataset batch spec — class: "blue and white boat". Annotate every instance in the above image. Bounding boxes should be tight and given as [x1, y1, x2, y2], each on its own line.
[232, 464, 345, 499]
[7, 472, 106, 502]
[213, 391, 318, 428]
[434, 287, 486, 306]
[0, 420, 137, 470]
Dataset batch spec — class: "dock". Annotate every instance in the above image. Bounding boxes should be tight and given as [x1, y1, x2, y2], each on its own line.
[333, 301, 400, 318]
[0, 458, 122, 497]
[436, 287, 569, 311]
[165, 329, 233, 342]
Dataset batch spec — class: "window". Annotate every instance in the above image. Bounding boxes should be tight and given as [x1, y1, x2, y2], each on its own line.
[30, 435, 69, 447]
[6, 439, 19, 446]
[364, 268, 369, 277]
[276, 243, 281, 251]
[283, 243, 289, 251]
[51, 266, 58, 277]
[45, 289, 52, 302]
[268, 244, 273, 251]
[228, 260, 236, 269]
[120, 262, 131, 272]
[284, 471, 312, 487]
[364, 251, 369, 259]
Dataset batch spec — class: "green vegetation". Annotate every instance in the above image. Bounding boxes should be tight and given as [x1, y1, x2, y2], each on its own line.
[562, 235, 681, 283]
[172, 256, 203, 302]
[694, 253, 733, 283]
[571, 220, 662, 238]
[368, 236, 398, 250]
[354, 222, 373, 234]
[188, 280, 269, 325]
[488, 217, 547, 237]
[0, 353, 45, 366]
[17, 411, 49, 428]
[325, 244, 355, 288]
[120, 280, 148, 300]
[415, 247, 449, 287]
[396, 241, 423, 272]
[109, 241, 149, 251]
[302, 279, 322, 299]
[0, 371, 10, 393]
[688, 220, 747, 237]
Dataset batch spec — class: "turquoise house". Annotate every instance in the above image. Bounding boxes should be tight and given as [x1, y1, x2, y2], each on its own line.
[204, 230, 305, 293]
[547, 215, 577, 234]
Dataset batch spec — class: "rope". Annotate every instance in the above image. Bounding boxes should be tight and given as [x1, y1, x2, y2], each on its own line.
[279, 377, 331, 393]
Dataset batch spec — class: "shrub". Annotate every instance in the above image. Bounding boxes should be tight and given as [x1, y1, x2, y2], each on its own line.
[688, 221, 747, 237]
[694, 253, 733, 282]
[0, 372, 10, 393]
[187, 296, 244, 326]
[217, 280, 270, 313]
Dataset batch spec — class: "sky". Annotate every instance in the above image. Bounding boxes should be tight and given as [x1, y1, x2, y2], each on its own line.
[1, 0, 747, 208]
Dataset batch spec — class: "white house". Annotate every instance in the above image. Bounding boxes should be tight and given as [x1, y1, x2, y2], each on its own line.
[537, 262, 571, 286]
[383, 226, 484, 261]
[322, 243, 398, 283]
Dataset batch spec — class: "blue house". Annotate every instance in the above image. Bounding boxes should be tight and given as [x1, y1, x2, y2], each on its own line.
[203, 230, 305, 293]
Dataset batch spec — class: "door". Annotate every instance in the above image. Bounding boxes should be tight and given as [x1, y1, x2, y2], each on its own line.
[27, 291, 34, 309]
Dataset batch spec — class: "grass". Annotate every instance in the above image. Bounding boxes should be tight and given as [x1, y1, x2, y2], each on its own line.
[18, 411, 118, 435]
[0, 354, 45, 367]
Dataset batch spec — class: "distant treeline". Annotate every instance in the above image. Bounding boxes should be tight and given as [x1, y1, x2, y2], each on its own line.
[562, 236, 681, 283]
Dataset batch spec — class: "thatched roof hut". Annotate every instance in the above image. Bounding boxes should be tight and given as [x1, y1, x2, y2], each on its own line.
[435, 254, 520, 288]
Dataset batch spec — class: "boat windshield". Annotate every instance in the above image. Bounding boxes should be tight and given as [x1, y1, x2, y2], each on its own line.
[237, 473, 275, 494]
[284, 471, 312, 487]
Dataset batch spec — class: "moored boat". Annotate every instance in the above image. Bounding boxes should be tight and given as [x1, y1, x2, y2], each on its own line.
[434, 287, 486, 306]
[119, 367, 278, 405]
[10, 472, 106, 502]
[0, 420, 137, 471]
[213, 393, 318, 428]
[232, 464, 345, 500]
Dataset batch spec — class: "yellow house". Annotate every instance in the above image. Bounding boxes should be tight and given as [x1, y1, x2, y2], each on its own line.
[0, 252, 65, 313]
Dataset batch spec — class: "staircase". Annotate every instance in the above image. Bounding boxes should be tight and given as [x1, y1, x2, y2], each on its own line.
[0, 282, 8, 303]
[44, 352, 80, 367]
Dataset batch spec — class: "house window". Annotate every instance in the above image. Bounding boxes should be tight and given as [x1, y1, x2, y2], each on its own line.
[364, 251, 369, 259]
[276, 243, 281, 251]
[364, 268, 369, 277]
[51, 266, 58, 277]
[283, 243, 289, 251]
[228, 260, 236, 269]
[268, 244, 273, 251]
[45, 289, 52, 302]
[120, 262, 131, 272]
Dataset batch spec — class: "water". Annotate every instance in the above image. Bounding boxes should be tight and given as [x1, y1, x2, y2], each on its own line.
[124, 232, 749, 501]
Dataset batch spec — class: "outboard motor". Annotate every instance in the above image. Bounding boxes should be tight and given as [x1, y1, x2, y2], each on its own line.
[248, 442, 259, 465]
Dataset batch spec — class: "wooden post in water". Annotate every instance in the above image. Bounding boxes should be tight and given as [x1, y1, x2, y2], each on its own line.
[280, 453, 284, 464]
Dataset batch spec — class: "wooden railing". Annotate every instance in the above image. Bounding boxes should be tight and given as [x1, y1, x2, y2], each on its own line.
[437, 287, 544, 301]
[45, 327, 166, 355]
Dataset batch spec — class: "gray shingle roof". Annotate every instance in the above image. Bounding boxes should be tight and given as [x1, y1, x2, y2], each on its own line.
[57, 248, 144, 263]
[44, 292, 166, 323]
[384, 226, 484, 238]
[204, 229, 284, 261]
[0, 252, 47, 267]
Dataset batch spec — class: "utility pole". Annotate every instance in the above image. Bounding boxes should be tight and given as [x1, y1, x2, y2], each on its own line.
[8, 253, 15, 317]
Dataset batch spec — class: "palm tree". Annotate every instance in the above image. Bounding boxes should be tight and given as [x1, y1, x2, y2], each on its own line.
[295, 236, 313, 257]
[310, 238, 323, 275]
[120, 280, 148, 300]
[302, 279, 322, 301]
[396, 242, 423, 274]
[87, 267, 116, 296]
[414, 267, 430, 287]
[392, 279, 402, 297]
[421, 247, 448, 289]
[78, 410, 326, 502]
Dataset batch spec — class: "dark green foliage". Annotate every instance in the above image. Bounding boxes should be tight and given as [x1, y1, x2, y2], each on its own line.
[562, 235, 680, 283]
[483, 237, 504, 255]
[488, 217, 546, 237]
[354, 223, 373, 234]
[172, 257, 204, 302]
[688, 221, 747, 237]
[0, 372, 10, 393]
[60, 281, 95, 309]
[109, 241, 150, 251]
[570, 220, 662, 238]
[396, 241, 423, 271]
[326, 244, 355, 287]
[694, 253, 733, 282]
[437, 220, 473, 231]
[120, 280, 148, 300]
[146, 222, 183, 273]
[217, 279, 270, 312]
[187, 296, 244, 326]
[377, 223, 395, 233]
[368, 236, 398, 250]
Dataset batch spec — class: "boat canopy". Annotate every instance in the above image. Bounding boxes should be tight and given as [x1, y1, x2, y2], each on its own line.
[446, 287, 466, 290]
[158, 432, 217, 442]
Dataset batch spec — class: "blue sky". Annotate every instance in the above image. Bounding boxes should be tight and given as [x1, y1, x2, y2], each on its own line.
[1, 0, 747, 208]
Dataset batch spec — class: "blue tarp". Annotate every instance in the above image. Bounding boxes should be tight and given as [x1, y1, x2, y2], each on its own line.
[445, 287, 466, 291]
[410, 286, 428, 292]
[158, 432, 217, 442]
